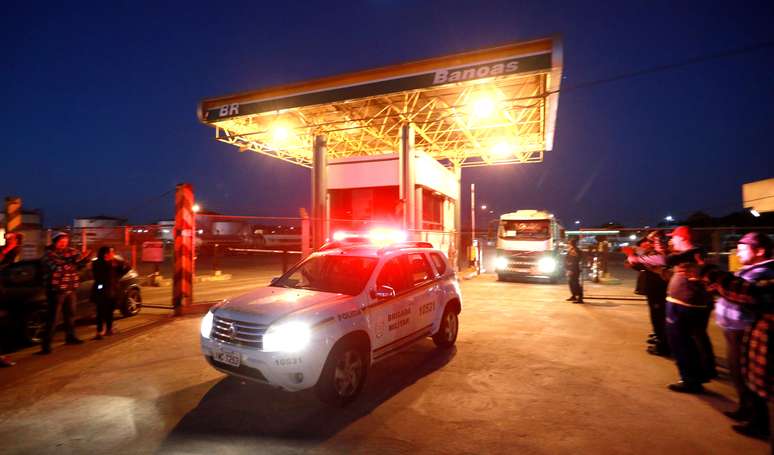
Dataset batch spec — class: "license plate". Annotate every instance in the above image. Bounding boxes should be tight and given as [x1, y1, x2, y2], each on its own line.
[213, 349, 241, 367]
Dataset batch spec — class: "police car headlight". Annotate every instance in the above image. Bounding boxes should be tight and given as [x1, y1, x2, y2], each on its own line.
[263, 321, 311, 353]
[200, 311, 214, 339]
[495, 257, 508, 270]
[537, 257, 557, 274]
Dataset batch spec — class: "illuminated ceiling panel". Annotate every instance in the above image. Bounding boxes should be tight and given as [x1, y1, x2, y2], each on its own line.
[199, 37, 562, 168]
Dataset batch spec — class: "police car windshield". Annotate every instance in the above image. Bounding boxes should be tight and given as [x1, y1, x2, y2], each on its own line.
[499, 220, 550, 240]
[272, 255, 378, 295]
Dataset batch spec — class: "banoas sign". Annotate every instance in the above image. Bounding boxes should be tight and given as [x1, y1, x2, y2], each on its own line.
[202, 52, 552, 122]
[432, 60, 522, 84]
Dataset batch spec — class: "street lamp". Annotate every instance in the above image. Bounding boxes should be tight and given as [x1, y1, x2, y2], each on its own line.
[750, 208, 761, 218]
[480, 204, 487, 210]
[192, 204, 201, 213]
[664, 215, 674, 223]
[574, 220, 581, 225]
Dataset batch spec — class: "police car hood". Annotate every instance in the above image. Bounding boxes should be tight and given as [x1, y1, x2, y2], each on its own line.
[214, 286, 351, 325]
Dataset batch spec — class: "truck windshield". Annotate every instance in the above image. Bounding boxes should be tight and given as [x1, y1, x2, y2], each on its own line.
[499, 220, 550, 240]
[272, 255, 378, 295]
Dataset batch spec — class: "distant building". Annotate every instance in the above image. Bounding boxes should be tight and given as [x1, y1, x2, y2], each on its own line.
[73, 215, 127, 243]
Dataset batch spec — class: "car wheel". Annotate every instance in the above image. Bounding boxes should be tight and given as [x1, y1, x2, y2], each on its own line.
[23, 307, 47, 345]
[432, 306, 459, 348]
[497, 273, 504, 281]
[121, 287, 142, 317]
[315, 340, 368, 406]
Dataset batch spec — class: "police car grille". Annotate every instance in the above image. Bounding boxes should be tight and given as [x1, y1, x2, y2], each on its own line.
[212, 316, 267, 349]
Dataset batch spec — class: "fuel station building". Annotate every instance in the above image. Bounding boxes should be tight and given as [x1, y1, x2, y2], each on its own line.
[198, 36, 563, 265]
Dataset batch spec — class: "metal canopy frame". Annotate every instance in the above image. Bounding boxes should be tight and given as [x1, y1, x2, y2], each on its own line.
[200, 37, 562, 169]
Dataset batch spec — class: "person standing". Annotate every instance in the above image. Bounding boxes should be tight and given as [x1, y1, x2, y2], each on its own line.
[91, 246, 129, 339]
[628, 226, 716, 392]
[627, 232, 670, 356]
[703, 232, 774, 440]
[565, 237, 584, 304]
[39, 232, 91, 354]
[0, 233, 23, 367]
[0, 232, 22, 267]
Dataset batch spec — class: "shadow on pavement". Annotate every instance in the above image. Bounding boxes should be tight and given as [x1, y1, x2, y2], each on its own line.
[0, 313, 174, 390]
[160, 343, 456, 451]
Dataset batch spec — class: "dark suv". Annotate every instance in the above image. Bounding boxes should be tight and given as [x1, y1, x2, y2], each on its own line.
[0, 259, 142, 344]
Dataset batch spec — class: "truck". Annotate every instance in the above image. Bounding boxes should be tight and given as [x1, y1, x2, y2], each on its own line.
[493, 210, 564, 282]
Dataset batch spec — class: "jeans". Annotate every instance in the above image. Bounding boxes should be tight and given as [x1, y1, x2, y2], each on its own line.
[95, 295, 116, 333]
[43, 291, 77, 348]
[666, 303, 715, 384]
[725, 328, 769, 426]
[568, 271, 583, 300]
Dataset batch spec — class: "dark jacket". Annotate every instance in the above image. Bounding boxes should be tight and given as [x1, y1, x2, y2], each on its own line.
[664, 248, 709, 310]
[630, 252, 668, 298]
[92, 258, 130, 300]
[565, 247, 583, 274]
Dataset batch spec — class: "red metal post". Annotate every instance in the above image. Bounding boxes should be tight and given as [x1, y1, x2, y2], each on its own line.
[173, 183, 195, 315]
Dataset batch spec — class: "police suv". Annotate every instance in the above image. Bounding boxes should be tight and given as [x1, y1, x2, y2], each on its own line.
[200, 237, 461, 406]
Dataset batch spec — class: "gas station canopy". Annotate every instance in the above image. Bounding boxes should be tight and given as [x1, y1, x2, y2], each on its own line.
[198, 37, 562, 168]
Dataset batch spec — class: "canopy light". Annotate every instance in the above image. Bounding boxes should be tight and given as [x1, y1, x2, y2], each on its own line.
[491, 141, 512, 158]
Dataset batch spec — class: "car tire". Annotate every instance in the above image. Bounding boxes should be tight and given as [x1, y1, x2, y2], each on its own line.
[22, 306, 47, 345]
[497, 273, 505, 282]
[432, 305, 459, 348]
[121, 287, 142, 317]
[315, 339, 368, 407]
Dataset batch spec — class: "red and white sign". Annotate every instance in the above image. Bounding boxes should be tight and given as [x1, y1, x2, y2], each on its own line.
[142, 241, 164, 263]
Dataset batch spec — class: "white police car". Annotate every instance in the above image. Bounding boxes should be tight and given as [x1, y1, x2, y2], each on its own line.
[200, 235, 461, 406]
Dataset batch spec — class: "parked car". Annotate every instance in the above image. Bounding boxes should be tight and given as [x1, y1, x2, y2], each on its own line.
[200, 236, 461, 406]
[0, 258, 142, 344]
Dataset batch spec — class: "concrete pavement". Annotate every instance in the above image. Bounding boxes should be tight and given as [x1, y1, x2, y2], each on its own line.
[0, 271, 766, 454]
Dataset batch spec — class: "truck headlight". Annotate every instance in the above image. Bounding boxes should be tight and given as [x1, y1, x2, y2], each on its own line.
[263, 321, 311, 353]
[495, 257, 508, 270]
[537, 257, 557, 274]
[200, 311, 214, 339]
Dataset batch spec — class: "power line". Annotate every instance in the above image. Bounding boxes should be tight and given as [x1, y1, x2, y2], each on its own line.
[555, 39, 774, 95]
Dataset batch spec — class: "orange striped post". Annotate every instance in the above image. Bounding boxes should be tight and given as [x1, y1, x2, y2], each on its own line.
[173, 184, 195, 315]
[4, 197, 22, 233]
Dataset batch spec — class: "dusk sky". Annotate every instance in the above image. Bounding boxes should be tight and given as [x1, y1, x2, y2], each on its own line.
[3, 1, 773, 228]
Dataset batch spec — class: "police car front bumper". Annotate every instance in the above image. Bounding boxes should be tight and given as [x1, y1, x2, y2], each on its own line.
[200, 336, 328, 392]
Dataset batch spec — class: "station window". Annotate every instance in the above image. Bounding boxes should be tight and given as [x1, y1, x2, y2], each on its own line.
[329, 186, 401, 230]
[422, 188, 444, 231]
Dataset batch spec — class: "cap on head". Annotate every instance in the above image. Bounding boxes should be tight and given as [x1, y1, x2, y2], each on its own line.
[667, 225, 692, 242]
[738, 232, 773, 256]
[51, 231, 69, 244]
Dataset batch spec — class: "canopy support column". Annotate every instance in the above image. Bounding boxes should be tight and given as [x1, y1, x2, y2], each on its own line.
[400, 124, 415, 236]
[312, 135, 328, 249]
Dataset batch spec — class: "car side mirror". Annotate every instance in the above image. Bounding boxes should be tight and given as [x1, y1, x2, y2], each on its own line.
[371, 285, 396, 300]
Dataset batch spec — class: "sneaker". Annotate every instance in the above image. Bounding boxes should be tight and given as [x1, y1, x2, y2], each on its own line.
[732, 422, 770, 440]
[0, 356, 15, 367]
[37, 346, 52, 355]
[667, 381, 704, 394]
[93, 334, 103, 340]
[565, 296, 577, 301]
[573, 299, 585, 304]
[723, 409, 750, 422]
[65, 337, 84, 345]
[647, 345, 670, 357]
